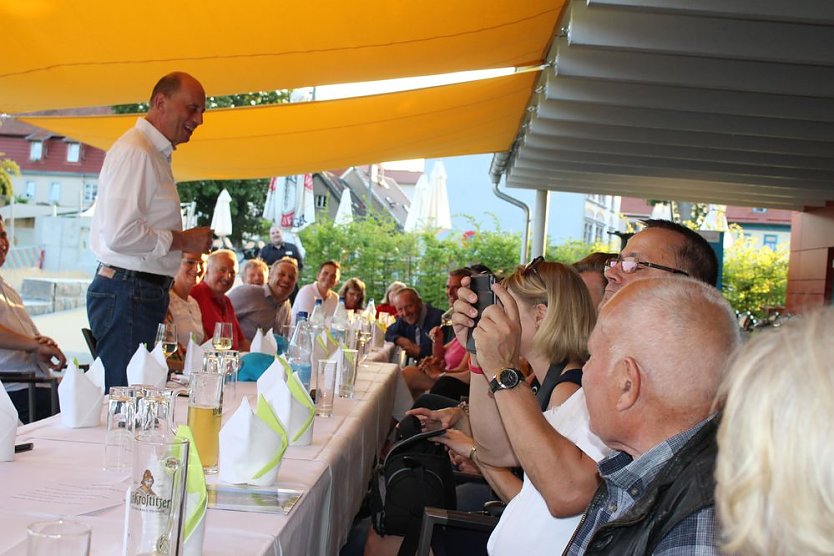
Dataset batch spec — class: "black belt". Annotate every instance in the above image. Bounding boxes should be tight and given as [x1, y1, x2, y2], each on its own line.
[99, 264, 174, 289]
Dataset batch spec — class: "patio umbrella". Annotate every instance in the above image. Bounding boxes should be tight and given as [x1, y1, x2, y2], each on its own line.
[211, 188, 233, 239]
[404, 161, 452, 233]
[700, 204, 734, 249]
[334, 189, 354, 226]
[263, 177, 282, 223]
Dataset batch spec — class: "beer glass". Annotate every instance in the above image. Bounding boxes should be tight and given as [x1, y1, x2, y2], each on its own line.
[104, 386, 135, 471]
[316, 360, 337, 417]
[124, 433, 189, 556]
[135, 386, 176, 435]
[187, 369, 224, 474]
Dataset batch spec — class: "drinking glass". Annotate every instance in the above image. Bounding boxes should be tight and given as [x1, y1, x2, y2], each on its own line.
[187, 369, 224, 474]
[27, 519, 91, 556]
[339, 349, 359, 399]
[221, 350, 240, 396]
[124, 433, 189, 556]
[134, 387, 175, 435]
[154, 323, 178, 359]
[104, 386, 135, 471]
[212, 322, 233, 351]
[357, 317, 373, 367]
[315, 360, 337, 417]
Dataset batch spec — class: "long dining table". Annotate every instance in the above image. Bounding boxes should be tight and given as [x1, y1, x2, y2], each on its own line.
[0, 361, 412, 555]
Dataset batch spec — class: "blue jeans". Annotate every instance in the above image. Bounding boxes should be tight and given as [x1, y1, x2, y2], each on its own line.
[86, 270, 170, 391]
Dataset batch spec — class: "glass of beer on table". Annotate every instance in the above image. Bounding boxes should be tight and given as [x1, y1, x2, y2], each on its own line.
[187, 367, 225, 474]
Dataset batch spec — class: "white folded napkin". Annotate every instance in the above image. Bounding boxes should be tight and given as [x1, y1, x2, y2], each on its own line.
[126, 343, 168, 388]
[219, 396, 288, 486]
[372, 320, 386, 349]
[0, 385, 18, 461]
[85, 357, 106, 391]
[250, 328, 278, 357]
[176, 425, 207, 556]
[256, 356, 286, 394]
[58, 360, 104, 428]
[183, 336, 206, 376]
[259, 361, 315, 446]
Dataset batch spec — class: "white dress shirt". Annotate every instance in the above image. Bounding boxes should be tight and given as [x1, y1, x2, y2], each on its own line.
[91, 118, 182, 277]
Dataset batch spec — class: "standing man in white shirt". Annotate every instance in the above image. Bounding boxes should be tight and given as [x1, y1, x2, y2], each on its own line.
[87, 71, 213, 390]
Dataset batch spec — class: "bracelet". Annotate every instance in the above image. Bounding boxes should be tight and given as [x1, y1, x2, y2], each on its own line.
[468, 445, 477, 461]
[469, 361, 483, 375]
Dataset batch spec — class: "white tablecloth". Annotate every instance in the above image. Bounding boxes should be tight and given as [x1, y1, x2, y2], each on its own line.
[0, 362, 408, 556]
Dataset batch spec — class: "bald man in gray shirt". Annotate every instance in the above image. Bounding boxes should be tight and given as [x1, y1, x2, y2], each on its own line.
[229, 257, 298, 340]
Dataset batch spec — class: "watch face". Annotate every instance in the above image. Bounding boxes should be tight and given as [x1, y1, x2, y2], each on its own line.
[498, 368, 521, 389]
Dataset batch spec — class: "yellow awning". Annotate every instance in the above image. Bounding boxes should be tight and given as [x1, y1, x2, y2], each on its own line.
[0, 0, 562, 113]
[20, 72, 538, 181]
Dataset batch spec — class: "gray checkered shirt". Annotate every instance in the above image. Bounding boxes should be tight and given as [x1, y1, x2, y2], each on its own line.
[565, 418, 718, 555]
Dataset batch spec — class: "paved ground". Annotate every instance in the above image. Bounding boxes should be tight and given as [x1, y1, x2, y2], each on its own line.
[31, 306, 92, 366]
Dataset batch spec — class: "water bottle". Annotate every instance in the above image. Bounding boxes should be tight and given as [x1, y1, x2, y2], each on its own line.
[364, 298, 376, 320]
[287, 316, 313, 390]
[309, 299, 325, 338]
[331, 297, 349, 345]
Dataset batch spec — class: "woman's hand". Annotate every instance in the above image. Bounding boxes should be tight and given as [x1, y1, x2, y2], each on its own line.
[431, 428, 476, 460]
[406, 406, 464, 431]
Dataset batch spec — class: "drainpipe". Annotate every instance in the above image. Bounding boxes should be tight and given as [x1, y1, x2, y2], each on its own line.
[490, 153, 530, 264]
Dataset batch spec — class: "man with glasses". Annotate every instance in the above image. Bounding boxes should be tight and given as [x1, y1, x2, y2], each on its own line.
[601, 219, 718, 307]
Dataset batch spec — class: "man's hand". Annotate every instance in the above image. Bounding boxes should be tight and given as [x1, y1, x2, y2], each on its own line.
[32, 340, 66, 371]
[172, 227, 214, 254]
[471, 282, 521, 379]
[396, 337, 421, 358]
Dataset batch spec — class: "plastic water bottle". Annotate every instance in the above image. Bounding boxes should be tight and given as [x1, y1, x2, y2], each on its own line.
[364, 298, 376, 320]
[309, 299, 325, 338]
[287, 316, 313, 390]
[331, 297, 349, 345]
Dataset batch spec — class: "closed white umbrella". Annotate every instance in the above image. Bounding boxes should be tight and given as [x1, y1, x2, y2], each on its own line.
[211, 188, 233, 238]
[404, 161, 452, 233]
[263, 177, 282, 223]
[334, 189, 354, 226]
[650, 202, 673, 221]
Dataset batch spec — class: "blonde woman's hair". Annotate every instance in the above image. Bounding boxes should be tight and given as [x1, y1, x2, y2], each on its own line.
[715, 307, 834, 556]
[502, 261, 596, 364]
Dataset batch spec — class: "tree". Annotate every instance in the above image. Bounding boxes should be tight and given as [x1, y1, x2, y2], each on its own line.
[113, 90, 291, 245]
[0, 152, 20, 201]
[722, 233, 788, 318]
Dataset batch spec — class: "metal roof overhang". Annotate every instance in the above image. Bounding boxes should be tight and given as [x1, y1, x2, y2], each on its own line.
[497, 0, 834, 211]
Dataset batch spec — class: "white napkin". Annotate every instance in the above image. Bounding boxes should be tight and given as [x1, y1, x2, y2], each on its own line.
[183, 336, 206, 376]
[256, 356, 287, 394]
[57, 360, 104, 428]
[259, 361, 315, 446]
[126, 343, 168, 388]
[250, 328, 278, 356]
[219, 396, 288, 486]
[0, 386, 18, 461]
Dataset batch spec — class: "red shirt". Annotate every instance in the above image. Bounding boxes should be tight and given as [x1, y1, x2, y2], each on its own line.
[190, 281, 246, 350]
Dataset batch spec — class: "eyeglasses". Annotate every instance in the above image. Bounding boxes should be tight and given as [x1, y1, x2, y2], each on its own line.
[522, 256, 545, 281]
[604, 256, 689, 277]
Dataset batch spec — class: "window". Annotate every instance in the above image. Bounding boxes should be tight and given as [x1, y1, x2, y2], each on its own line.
[763, 234, 778, 250]
[66, 142, 81, 163]
[29, 140, 44, 161]
[25, 181, 36, 200]
[752, 207, 768, 214]
[583, 221, 594, 243]
[314, 194, 328, 209]
[49, 182, 61, 204]
[595, 225, 604, 243]
[83, 182, 98, 205]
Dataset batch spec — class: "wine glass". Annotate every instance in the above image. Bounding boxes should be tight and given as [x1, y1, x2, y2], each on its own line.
[155, 323, 178, 359]
[212, 322, 233, 351]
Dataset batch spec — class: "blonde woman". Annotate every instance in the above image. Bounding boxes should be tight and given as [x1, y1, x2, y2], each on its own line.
[716, 307, 834, 556]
